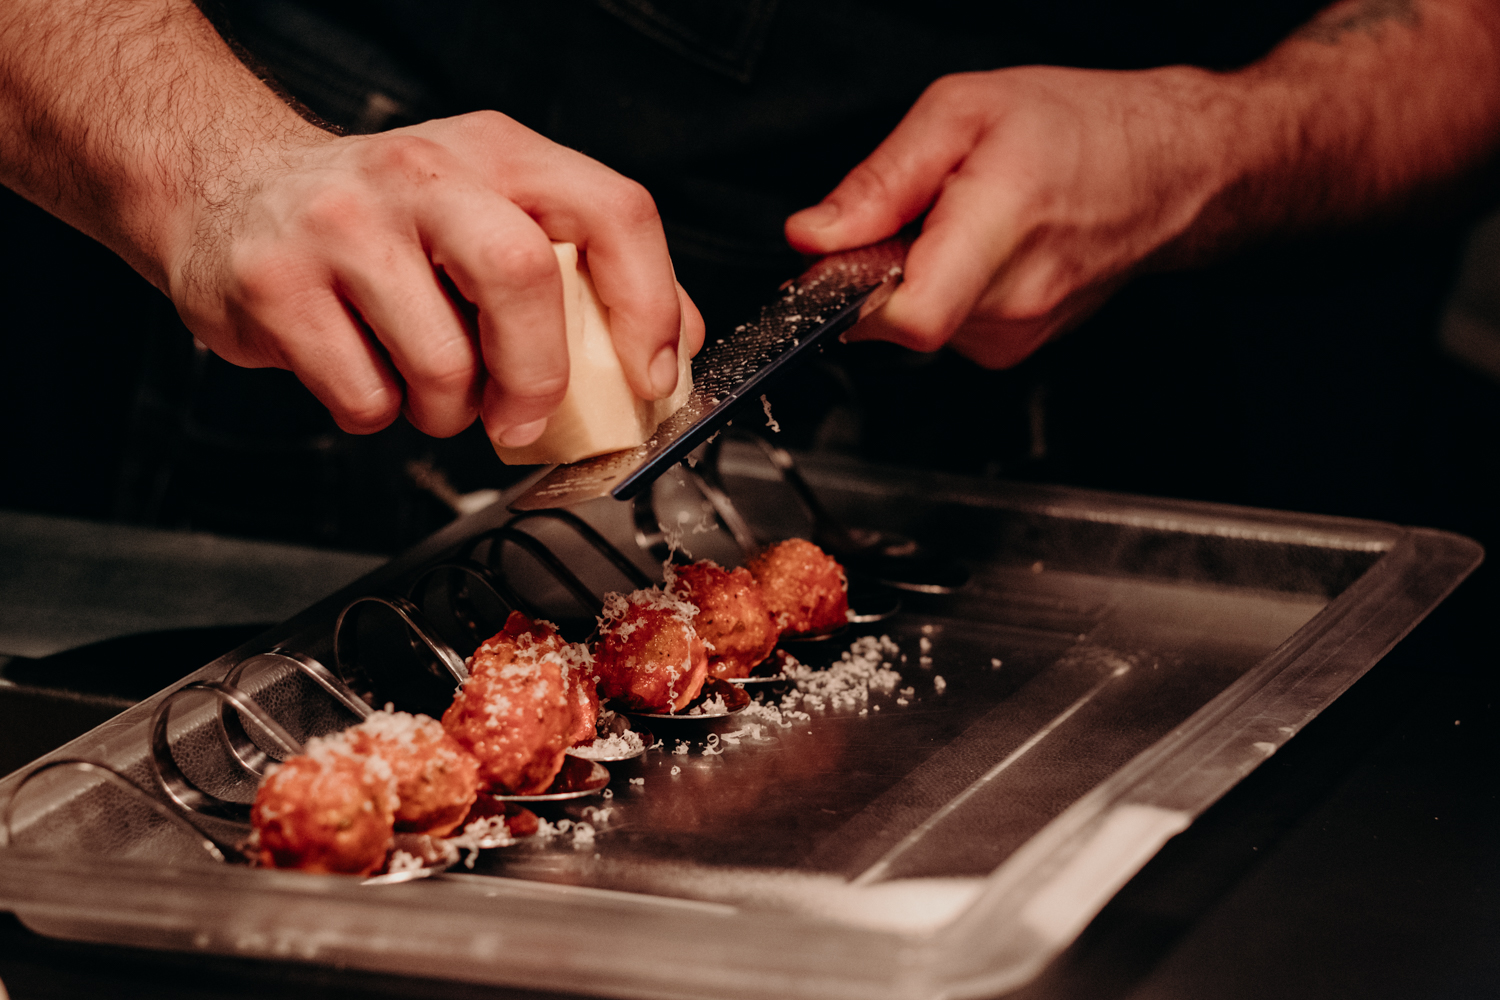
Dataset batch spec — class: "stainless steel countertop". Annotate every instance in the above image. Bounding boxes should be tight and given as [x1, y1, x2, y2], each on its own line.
[0, 510, 384, 661]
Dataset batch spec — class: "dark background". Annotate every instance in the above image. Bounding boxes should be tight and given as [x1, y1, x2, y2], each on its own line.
[2, 1, 1499, 995]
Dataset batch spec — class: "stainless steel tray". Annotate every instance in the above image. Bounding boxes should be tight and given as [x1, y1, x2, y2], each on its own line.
[0, 450, 1481, 1000]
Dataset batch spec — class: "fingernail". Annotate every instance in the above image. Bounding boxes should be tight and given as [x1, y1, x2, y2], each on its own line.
[496, 418, 548, 448]
[794, 202, 840, 230]
[648, 344, 679, 398]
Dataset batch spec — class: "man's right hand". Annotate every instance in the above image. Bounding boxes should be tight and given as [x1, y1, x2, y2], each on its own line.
[0, 1, 700, 450]
[168, 112, 701, 447]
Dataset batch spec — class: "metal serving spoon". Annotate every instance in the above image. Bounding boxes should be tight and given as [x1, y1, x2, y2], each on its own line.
[567, 710, 655, 762]
[486, 756, 612, 803]
[631, 676, 751, 721]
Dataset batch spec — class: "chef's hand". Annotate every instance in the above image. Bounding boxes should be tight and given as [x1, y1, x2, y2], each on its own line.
[784, 66, 1224, 369]
[787, 0, 1500, 369]
[172, 112, 703, 446]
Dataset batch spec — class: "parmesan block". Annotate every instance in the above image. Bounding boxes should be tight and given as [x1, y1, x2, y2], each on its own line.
[493, 242, 693, 466]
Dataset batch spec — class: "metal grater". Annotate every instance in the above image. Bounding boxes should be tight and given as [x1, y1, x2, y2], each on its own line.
[508, 237, 910, 511]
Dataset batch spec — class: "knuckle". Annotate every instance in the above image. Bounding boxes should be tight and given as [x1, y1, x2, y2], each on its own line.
[920, 72, 993, 128]
[299, 185, 365, 236]
[514, 370, 570, 403]
[843, 161, 898, 207]
[996, 277, 1067, 324]
[372, 134, 449, 177]
[598, 177, 661, 230]
[230, 252, 295, 310]
[335, 390, 400, 433]
[409, 349, 476, 397]
[996, 297, 1052, 325]
[477, 237, 557, 288]
[635, 292, 684, 344]
[891, 313, 952, 353]
[924, 72, 977, 106]
[495, 369, 569, 414]
[464, 109, 510, 134]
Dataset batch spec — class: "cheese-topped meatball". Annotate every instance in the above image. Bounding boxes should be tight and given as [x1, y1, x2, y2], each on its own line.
[593, 588, 707, 712]
[668, 560, 779, 679]
[251, 737, 398, 876]
[442, 624, 576, 794]
[746, 539, 849, 635]
[490, 611, 600, 746]
[344, 710, 480, 837]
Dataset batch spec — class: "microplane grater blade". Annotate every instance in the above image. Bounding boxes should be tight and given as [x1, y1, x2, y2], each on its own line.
[508, 237, 909, 511]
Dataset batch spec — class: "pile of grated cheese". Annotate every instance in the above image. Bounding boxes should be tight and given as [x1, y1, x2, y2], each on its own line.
[687, 692, 728, 716]
[569, 728, 646, 760]
[780, 635, 903, 714]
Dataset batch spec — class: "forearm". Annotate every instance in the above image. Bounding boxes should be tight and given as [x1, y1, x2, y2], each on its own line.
[0, 0, 327, 292]
[1166, 0, 1500, 262]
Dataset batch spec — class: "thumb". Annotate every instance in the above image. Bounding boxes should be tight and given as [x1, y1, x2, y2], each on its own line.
[785, 79, 984, 254]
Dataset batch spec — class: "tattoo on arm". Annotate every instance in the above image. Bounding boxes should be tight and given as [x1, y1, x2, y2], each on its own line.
[1297, 0, 1419, 43]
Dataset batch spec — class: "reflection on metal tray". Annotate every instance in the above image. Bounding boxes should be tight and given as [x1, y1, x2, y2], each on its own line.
[0, 445, 1482, 1000]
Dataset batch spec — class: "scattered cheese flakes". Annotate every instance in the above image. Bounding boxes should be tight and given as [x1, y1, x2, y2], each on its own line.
[670, 765, 682, 775]
[580, 805, 613, 826]
[933, 676, 947, 694]
[761, 394, 781, 433]
[386, 850, 424, 874]
[449, 816, 515, 866]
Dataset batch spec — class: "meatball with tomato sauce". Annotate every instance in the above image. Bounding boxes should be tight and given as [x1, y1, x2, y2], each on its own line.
[442, 628, 576, 794]
[668, 560, 779, 679]
[746, 539, 849, 635]
[344, 710, 480, 837]
[484, 611, 600, 746]
[251, 738, 398, 876]
[593, 588, 707, 712]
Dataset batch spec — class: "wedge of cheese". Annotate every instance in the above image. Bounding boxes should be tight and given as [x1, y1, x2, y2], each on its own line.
[493, 242, 693, 466]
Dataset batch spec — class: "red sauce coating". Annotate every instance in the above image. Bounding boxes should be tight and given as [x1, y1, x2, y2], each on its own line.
[251, 747, 397, 876]
[442, 626, 575, 794]
[344, 711, 480, 837]
[566, 668, 603, 745]
[746, 538, 849, 635]
[669, 560, 779, 679]
[593, 589, 707, 712]
[490, 611, 599, 746]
